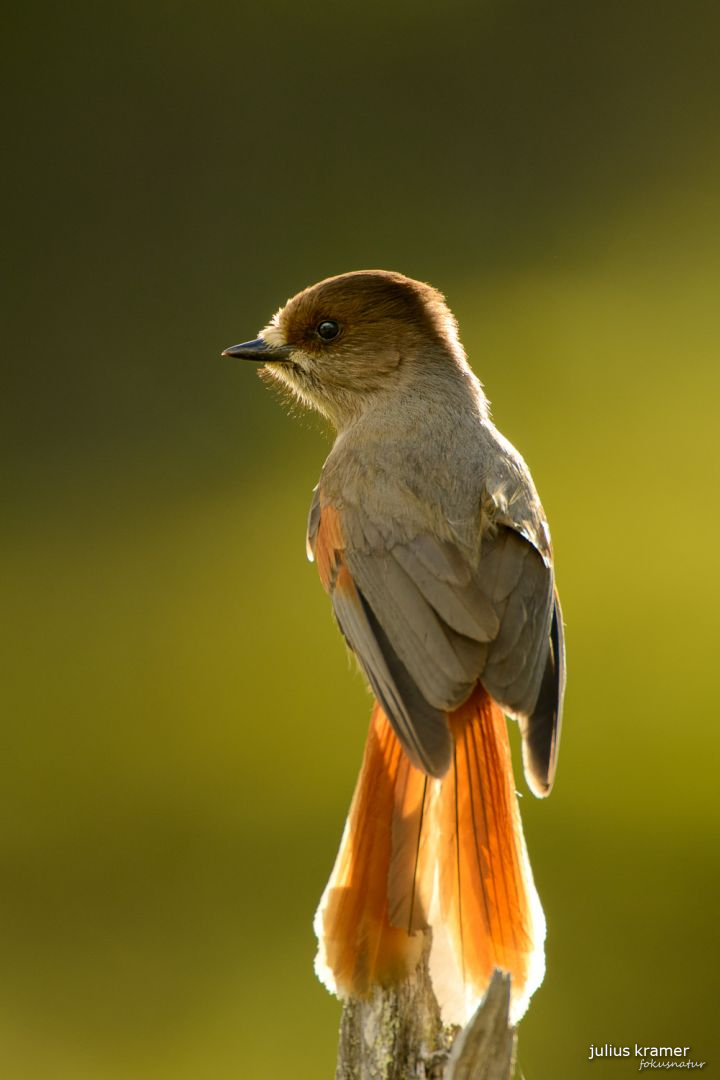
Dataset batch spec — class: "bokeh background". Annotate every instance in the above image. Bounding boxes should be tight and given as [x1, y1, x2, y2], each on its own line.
[3, 2, 720, 1077]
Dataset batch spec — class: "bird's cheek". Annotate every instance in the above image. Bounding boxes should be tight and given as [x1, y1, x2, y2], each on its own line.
[311, 353, 346, 386]
[387, 348, 402, 372]
[283, 348, 313, 375]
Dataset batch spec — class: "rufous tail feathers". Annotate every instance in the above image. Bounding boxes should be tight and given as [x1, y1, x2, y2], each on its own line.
[313, 686, 546, 1026]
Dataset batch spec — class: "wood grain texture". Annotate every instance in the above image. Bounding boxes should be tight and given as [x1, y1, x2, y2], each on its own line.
[335, 949, 516, 1080]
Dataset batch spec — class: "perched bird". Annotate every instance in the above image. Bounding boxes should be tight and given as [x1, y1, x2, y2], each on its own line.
[223, 270, 565, 1026]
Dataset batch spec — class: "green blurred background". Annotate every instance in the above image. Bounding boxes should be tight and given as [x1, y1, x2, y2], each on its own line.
[3, 2, 719, 1076]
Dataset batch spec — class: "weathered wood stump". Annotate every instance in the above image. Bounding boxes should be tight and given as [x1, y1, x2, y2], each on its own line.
[336, 939, 516, 1080]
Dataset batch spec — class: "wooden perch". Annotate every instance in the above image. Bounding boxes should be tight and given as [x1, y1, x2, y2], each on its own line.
[444, 970, 516, 1080]
[335, 938, 516, 1080]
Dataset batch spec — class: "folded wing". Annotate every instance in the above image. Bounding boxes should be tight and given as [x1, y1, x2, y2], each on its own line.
[308, 492, 564, 793]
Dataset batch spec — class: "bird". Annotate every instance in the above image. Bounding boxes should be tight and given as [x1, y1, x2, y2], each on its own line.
[223, 269, 565, 1027]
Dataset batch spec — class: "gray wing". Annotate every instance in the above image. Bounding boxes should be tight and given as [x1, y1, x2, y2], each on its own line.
[518, 587, 565, 796]
[307, 490, 453, 777]
[340, 509, 564, 794]
[330, 571, 453, 778]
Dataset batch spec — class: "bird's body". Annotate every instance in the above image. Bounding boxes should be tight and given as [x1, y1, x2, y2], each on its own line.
[318, 363, 541, 556]
[224, 270, 565, 1025]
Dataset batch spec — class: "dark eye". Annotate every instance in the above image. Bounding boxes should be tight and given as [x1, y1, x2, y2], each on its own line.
[316, 319, 340, 341]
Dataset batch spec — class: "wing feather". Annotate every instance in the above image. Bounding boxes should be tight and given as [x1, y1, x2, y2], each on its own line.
[392, 543, 499, 642]
[347, 549, 476, 709]
[308, 492, 563, 792]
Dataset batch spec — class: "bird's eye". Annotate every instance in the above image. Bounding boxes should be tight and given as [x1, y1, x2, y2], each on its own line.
[316, 320, 340, 341]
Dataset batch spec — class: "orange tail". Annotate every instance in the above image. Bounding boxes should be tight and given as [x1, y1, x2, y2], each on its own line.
[314, 686, 545, 1026]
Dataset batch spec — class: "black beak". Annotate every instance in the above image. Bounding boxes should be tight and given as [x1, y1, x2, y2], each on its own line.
[221, 338, 293, 362]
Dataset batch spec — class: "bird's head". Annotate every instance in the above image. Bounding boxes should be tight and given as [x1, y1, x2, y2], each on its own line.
[223, 270, 470, 428]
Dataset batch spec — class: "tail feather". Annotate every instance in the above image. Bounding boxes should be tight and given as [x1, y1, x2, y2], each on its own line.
[314, 687, 545, 1026]
[389, 758, 432, 934]
[430, 691, 544, 1025]
[313, 708, 425, 995]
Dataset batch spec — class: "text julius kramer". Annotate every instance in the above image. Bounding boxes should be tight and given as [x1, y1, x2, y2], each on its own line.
[589, 1046, 705, 1069]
